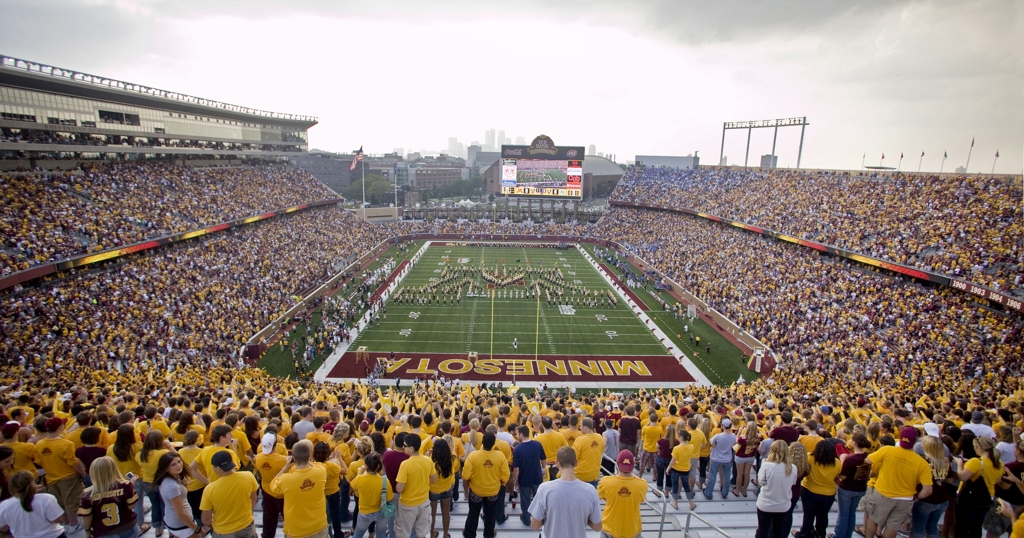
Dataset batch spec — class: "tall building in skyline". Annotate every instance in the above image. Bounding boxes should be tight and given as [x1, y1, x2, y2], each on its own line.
[484, 129, 495, 152]
[515, 136, 525, 145]
[497, 130, 505, 149]
[588, 144, 596, 155]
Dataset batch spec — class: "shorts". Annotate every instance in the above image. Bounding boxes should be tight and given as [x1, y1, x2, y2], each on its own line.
[734, 456, 756, 465]
[860, 488, 914, 530]
[429, 487, 453, 502]
[47, 475, 84, 514]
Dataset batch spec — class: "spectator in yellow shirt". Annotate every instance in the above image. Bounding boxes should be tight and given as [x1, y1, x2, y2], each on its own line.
[268, 440, 328, 538]
[200, 451, 259, 538]
[638, 414, 663, 478]
[597, 450, 647, 538]
[462, 433, 509, 538]
[35, 417, 87, 530]
[349, 452, 394, 538]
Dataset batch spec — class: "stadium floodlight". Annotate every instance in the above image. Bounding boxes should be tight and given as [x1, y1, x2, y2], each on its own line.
[719, 116, 808, 168]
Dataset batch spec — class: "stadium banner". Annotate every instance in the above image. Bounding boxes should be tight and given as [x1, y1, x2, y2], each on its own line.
[607, 201, 1019, 313]
[500, 135, 584, 199]
[0, 199, 342, 293]
[327, 352, 696, 383]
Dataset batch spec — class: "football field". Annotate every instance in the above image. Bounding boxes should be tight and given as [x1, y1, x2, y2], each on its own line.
[323, 243, 712, 387]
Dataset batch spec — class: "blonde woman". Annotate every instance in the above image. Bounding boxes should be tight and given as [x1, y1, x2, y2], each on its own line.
[734, 422, 760, 497]
[755, 440, 797, 538]
[910, 436, 951, 538]
[81, 457, 139, 538]
[787, 443, 810, 514]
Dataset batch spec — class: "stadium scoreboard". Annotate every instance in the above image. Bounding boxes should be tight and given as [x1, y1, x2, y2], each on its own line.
[501, 135, 584, 199]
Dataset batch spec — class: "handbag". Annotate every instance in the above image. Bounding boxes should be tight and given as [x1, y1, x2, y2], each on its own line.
[380, 475, 396, 518]
[956, 460, 992, 508]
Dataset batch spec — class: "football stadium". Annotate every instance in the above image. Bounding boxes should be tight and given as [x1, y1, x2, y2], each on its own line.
[0, 4, 1021, 538]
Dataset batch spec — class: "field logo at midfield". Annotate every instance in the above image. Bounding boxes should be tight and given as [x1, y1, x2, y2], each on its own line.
[559, 305, 576, 315]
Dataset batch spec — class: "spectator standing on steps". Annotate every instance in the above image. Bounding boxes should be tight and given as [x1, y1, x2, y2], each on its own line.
[199, 451, 259, 538]
[511, 426, 545, 527]
[704, 418, 737, 500]
[461, 433, 509, 538]
[617, 406, 641, 458]
[529, 446, 602, 538]
[597, 450, 647, 538]
[395, 434, 436, 538]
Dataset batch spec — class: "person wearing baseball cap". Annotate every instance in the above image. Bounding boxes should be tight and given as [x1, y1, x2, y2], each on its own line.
[35, 416, 87, 533]
[199, 450, 259, 538]
[252, 433, 286, 538]
[704, 418, 737, 500]
[597, 450, 647, 538]
[859, 426, 933, 538]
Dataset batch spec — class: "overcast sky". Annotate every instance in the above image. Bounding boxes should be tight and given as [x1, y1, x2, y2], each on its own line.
[1, 0, 1021, 172]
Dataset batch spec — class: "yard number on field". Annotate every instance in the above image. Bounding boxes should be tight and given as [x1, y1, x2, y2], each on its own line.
[409, 312, 420, 319]
[559, 305, 576, 315]
[399, 329, 413, 337]
[573, 280, 582, 284]
[567, 271, 576, 275]
[605, 331, 618, 339]
[595, 315, 608, 322]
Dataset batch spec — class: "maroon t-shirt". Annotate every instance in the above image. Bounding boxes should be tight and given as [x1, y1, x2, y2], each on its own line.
[77, 446, 108, 474]
[619, 417, 641, 446]
[382, 448, 410, 490]
[80, 480, 139, 537]
[769, 425, 800, 445]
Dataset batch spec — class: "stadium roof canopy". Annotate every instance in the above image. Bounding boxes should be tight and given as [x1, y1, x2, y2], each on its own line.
[583, 154, 624, 177]
[0, 55, 317, 130]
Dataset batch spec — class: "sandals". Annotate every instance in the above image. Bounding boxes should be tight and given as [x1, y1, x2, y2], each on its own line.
[670, 499, 679, 510]
[139, 524, 152, 535]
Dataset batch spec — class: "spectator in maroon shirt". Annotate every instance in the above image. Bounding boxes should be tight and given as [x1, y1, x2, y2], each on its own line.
[382, 432, 411, 538]
[768, 411, 801, 445]
[76, 427, 107, 487]
[618, 406, 642, 457]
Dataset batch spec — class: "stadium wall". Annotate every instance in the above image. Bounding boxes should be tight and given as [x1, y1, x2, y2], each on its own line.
[609, 200, 1024, 314]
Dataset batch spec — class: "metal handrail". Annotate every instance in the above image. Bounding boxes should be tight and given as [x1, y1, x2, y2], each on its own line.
[0, 54, 318, 123]
[683, 510, 733, 538]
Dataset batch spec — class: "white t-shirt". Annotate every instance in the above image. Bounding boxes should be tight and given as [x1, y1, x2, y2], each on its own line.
[756, 461, 798, 513]
[0, 494, 66, 538]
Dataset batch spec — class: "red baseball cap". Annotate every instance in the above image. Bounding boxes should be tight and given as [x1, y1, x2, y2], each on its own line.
[617, 450, 635, 473]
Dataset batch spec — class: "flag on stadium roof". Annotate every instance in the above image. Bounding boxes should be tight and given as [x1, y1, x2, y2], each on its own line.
[995, 150, 999, 158]
[971, 137, 975, 147]
[350, 146, 364, 171]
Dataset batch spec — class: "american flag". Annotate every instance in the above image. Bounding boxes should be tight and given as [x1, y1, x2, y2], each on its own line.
[349, 146, 364, 171]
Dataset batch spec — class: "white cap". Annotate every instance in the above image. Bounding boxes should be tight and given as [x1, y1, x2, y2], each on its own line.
[923, 423, 940, 437]
[222, 398, 235, 406]
[261, 433, 276, 455]
[765, 399, 775, 409]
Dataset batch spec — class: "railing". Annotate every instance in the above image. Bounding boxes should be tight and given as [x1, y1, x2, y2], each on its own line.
[0, 54, 318, 123]
[682, 510, 734, 538]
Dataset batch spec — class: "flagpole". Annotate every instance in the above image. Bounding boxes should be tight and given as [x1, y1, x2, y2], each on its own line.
[992, 151, 999, 174]
[918, 153, 924, 172]
[940, 153, 946, 174]
[879, 153, 884, 167]
[965, 138, 974, 172]
[897, 154, 903, 172]
[861, 153, 865, 171]
[361, 152, 366, 213]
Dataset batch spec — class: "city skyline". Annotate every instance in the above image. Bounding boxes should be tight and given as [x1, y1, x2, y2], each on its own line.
[0, 0, 1020, 173]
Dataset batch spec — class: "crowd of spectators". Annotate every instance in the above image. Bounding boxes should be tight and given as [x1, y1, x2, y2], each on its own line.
[388, 219, 593, 237]
[1, 128, 302, 152]
[0, 164, 335, 275]
[0, 205, 389, 378]
[611, 166, 1024, 295]
[595, 206, 1024, 393]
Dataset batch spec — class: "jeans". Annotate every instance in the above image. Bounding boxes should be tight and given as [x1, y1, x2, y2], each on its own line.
[655, 456, 671, 490]
[518, 484, 538, 526]
[911, 500, 948, 538]
[133, 479, 146, 531]
[757, 509, 792, 538]
[704, 460, 732, 499]
[699, 456, 710, 483]
[834, 487, 867, 538]
[795, 489, 835, 538]
[143, 481, 165, 531]
[326, 491, 342, 538]
[496, 486, 507, 523]
[187, 488, 205, 526]
[108, 527, 138, 538]
[463, 492, 499, 538]
[670, 469, 693, 501]
[338, 479, 351, 522]
[261, 493, 284, 538]
[354, 510, 392, 538]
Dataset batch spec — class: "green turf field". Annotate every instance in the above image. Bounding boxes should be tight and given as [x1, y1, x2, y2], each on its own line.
[351, 245, 667, 358]
[258, 240, 752, 386]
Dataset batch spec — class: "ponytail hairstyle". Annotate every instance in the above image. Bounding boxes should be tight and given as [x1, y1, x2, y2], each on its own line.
[10, 470, 37, 512]
[921, 436, 950, 480]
